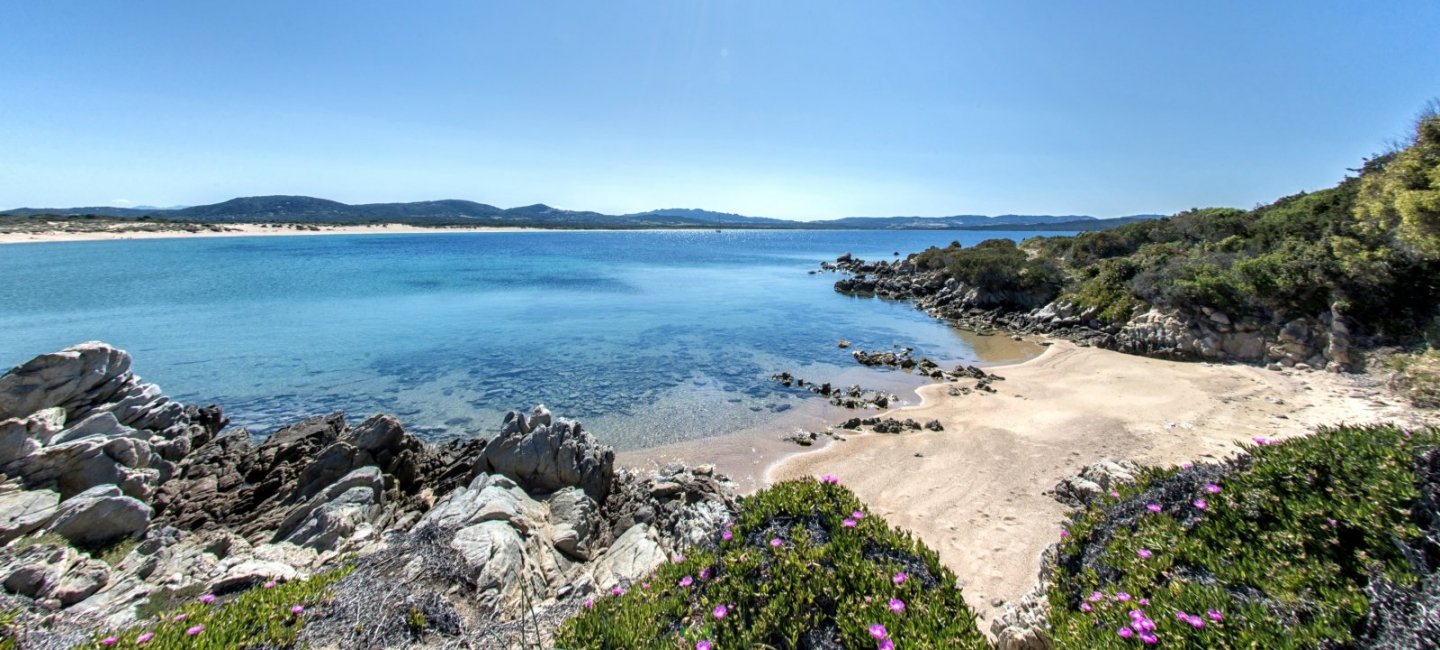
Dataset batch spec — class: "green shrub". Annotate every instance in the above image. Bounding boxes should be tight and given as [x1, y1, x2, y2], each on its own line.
[1048, 424, 1439, 649]
[555, 479, 988, 649]
[81, 565, 354, 649]
[1388, 348, 1440, 408]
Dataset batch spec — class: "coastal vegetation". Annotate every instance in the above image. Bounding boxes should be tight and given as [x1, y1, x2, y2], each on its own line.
[556, 478, 990, 649]
[903, 109, 1440, 355]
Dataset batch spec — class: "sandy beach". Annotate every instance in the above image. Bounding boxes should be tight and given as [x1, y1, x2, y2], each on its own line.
[760, 339, 1432, 628]
[0, 223, 550, 245]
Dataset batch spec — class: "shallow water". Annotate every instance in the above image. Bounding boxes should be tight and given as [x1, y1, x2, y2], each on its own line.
[0, 230, 1064, 448]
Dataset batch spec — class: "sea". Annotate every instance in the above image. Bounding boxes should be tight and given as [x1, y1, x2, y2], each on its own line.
[0, 230, 1069, 449]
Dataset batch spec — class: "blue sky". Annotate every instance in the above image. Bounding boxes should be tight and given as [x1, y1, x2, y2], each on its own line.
[1, 2, 1437, 220]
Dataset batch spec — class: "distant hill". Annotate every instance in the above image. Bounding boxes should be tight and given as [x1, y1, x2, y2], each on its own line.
[1, 196, 1164, 230]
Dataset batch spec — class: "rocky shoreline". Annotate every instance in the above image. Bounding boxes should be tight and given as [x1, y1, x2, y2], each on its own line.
[0, 342, 738, 648]
[823, 252, 1359, 372]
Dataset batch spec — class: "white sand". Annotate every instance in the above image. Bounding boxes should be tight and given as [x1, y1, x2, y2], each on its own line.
[0, 223, 551, 245]
[767, 339, 1431, 627]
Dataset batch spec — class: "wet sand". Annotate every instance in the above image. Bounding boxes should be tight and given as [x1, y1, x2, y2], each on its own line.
[0, 223, 550, 244]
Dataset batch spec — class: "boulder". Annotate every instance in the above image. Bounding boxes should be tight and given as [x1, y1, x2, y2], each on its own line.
[0, 487, 60, 544]
[476, 405, 615, 503]
[44, 485, 152, 546]
[1052, 459, 1141, 507]
[547, 487, 599, 560]
[587, 524, 666, 590]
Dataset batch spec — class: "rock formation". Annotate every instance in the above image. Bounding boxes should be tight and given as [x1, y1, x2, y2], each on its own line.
[0, 343, 739, 647]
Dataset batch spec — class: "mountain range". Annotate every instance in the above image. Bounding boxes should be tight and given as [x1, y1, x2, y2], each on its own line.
[1, 195, 1165, 230]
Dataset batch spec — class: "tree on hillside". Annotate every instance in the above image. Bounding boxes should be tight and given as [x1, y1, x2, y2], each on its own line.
[1357, 101, 1440, 258]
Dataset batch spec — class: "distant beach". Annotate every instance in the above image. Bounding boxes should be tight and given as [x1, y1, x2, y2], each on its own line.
[0, 222, 550, 245]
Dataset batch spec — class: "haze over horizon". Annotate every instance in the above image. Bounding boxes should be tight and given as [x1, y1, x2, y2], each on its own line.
[2, 1, 1437, 220]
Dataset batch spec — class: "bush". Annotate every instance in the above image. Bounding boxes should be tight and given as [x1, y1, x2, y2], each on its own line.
[1048, 424, 1440, 649]
[1388, 348, 1440, 408]
[555, 479, 988, 649]
[81, 565, 353, 649]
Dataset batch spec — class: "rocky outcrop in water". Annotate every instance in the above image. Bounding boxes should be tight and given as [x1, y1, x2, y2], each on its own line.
[0, 343, 740, 648]
[825, 254, 1360, 371]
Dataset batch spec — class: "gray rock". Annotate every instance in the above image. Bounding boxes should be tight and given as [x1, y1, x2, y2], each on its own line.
[49, 557, 111, 606]
[449, 520, 545, 614]
[547, 487, 599, 560]
[1052, 459, 1141, 507]
[0, 342, 131, 421]
[0, 487, 60, 544]
[50, 412, 137, 446]
[44, 485, 152, 546]
[587, 524, 666, 590]
[344, 414, 405, 454]
[476, 405, 615, 503]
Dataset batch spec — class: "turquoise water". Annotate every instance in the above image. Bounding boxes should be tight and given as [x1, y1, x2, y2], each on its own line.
[0, 230, 1064, 448]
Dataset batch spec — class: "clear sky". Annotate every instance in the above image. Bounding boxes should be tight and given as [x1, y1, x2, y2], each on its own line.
[2, 1, 1437, 219]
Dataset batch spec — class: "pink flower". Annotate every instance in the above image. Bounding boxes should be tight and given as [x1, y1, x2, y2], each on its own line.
[1109, 490, 1121, 498]
[700, 568, 712, 580]
[889, 598, 905, 613]
[1207, 609, 1224, 622]
[1137, 549, 1153, 559]
[173, 613, 187, 623]
[1118, 627, 1134, 639]
[1204, 483, 1221, 494]
[1181, 462, 1193, 469]
[1080, 603, 1093, 613]
[696, 642, 712, 650]
[642, 582, 651, 589]
[1145, 503, 1161, 513]
[679, 575, 694, 587]
[1087, 591, 1104, 602]
[713, 604, 728, 619]
[610, 587, 625, 596]
[101, 637, 118, 645]
[1115, 592, 1132, 602]
[1187, 615, 1206, 628]
[583, 598, 594, 609]
[892, 571, 907, 585]
[1139, 631, 1158, 644]
[1252, 436, 1270, 445]
[852, 510, 865, 519]
[1060, 528, 1069, 539]
[868, 623, 888, 639]
[820, 474, 840, 484]
[1193, 499, 1208, 510]
[186, 625, 204, 636]
[263, 580, 277, 589]
[843, 518, 857, 528]
[136, 632, 155, 644]
[1138, 598, 1150, 606]
[721, 529, 733, 542]
[199, 593, 216, 604]
[291, 605, 304, 615]
[673, 554, 686, 563]
[879, 641, 895, 650]
[770, 538, 782, 548]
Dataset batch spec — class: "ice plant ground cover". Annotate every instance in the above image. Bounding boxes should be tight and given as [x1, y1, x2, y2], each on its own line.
[555, 479, 989, 649]
[1048, 424, 1440, 648]
[79, 565, 353, 649]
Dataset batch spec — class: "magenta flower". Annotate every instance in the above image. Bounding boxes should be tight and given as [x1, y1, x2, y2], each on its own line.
[1252, 436, 1270, 445]
[291, 605, 304, 615]
[173, 613, 187, 623]
[696, 642, 712, 650]
[1080, 602, 1093, 613]
[713, 604, 729, 619]
[1207, 609, 1224, 622]
[721, 529, 733, 542]
[889, 598, 905, 613]
[1187, 614, 1206, 628]
[852, 510, 865, 519]
[820, 474, 840, 484]
[583, 598, 594, 609]
[1174, 610, 1190, 620]
[186, 625, 204, 636]
[1137, 549, 1153, 559]
[1060, 528, 1069, 539]
[1087, 591, 1104, 602]
[770, 538, 782, 548]
[1145, 503, 1161, 513]
[679, 575, 694, 588]
[1115, 592, 1132, 602]
[700, 567, 712, 580]
[1138, 598, 1150, 606]
[673, 554, 686, 563]
[868, 623, 888, 639]
[101, 637, 118, 645]
[1193, 498, 1208, 510]
[1109, 490, 1121, 498]
[878, 641, 895, 650]
[199, 593, 216, 604]
[1118, 627, 1134, 639]
[892, 571, 908, 585]
[1204, 483, 1221, 494]
[1181, 462, 1193, 468]
[1139, 631, 1158, 644]
[136, 632, 155, 644]
[843, 518, 857, 528]
[610, 586, 625, 596]
[263, 579, 277, 589]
